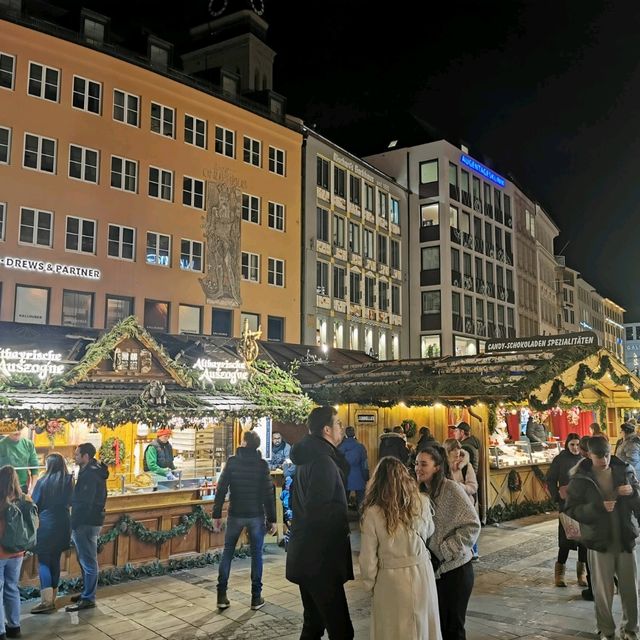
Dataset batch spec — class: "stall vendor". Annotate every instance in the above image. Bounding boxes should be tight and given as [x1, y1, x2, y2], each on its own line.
[0, 427, 39, 493]
[144, 428, 177, 480]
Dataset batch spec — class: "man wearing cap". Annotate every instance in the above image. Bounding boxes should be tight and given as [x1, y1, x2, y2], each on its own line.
[453, 422, 481, 474]
[144, 429, 177, 481]
[0, 427, 39, 493]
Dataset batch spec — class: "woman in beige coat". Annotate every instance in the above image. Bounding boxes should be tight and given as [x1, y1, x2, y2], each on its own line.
[360, 457, 442, 639]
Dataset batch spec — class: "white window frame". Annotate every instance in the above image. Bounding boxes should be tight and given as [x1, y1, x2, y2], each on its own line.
[268, 257, 285, 287]
[184, 114, 207, 149]
[27, 61, 59, 102]
[150, 102, 175, 138]
[242, 194, 260, 224]
[182, 176, 205, 210]
[145, 231, 171, 267]
[23, 132, 56, 173]
[107, 224, 136, 261]
[68, 144, 99, 184]
[268, 201, 285, 231]
[180, 239, 203, 272]
[0, 126, 10, 164]
[241, 252, 260, 282]
[0, 52, 16, 91]
[113, 89, 140, 127]
[268, 146, 285, 175]
[65, 215, 96, 254]
[148, 166, 173, 202]
[19, 207, 53, 247]
[243, 135, 261, 167]
[215, 125, 235, 158]
[110, 155, 138, 193]
[72, 75, 101, 115]
[0, 202, 6, 241]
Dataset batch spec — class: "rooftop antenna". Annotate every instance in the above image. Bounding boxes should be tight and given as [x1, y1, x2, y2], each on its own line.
[557, 240, 570, 256]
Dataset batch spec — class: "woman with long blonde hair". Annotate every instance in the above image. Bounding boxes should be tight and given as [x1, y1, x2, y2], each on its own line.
[360, 456, 441, 639]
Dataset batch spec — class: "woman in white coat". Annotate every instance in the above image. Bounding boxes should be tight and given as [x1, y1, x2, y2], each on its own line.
[360, 456, 442, 640]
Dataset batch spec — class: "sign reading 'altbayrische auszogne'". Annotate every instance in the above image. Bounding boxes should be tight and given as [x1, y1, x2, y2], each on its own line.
[485, 331, 598, 353]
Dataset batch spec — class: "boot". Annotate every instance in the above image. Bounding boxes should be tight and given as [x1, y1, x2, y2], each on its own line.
[217, 590, 230, 610]
[555, 561, 567, 587]
[577, 561, 588, 587]
[30, 587, 55, 614]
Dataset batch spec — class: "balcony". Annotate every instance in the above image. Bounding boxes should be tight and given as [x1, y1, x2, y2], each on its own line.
[450, 227, 462, 245]
[462, 232, 474, 250]
[420, 224, 440, 243]
[463, 275, 474, 291]
[475, 278, 486, 294]
[451, 270, 462, 288]
[485, 242, 495, 258]
[486, 282, 495, 297]
[464, 318, 475, 334]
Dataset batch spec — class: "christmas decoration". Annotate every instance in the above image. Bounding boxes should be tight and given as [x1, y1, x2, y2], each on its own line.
[98, 437, 126, 466]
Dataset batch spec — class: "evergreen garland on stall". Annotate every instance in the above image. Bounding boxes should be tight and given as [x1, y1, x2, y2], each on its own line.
[486, 498, 555, 524]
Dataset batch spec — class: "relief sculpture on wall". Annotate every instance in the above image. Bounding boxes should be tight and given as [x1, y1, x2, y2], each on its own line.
[199, 179, 242, 306]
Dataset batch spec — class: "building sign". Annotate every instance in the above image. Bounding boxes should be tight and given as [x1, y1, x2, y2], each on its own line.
[485, 331, 598, 353]
[0, 348, 65, 379]
[193, 358, 249, 385]
[356, 412, 377, 425]
[0, 257, 101, 280]
[460, 154, 506, 188]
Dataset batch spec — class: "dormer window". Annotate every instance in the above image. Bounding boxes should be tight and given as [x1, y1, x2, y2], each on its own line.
[80, 9, 109, 46]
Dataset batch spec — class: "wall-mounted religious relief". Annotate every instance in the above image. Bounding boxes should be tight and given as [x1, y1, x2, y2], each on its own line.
[199, 171, 243, 306]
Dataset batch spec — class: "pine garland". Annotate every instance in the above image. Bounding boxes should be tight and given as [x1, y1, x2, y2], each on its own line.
[486, 498, 555, 524]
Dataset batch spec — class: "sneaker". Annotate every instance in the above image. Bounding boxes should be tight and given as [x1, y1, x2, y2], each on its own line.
[65, 599, 96, 612]
[69, 594, 82, 603]
[217, 592, 230, 610]
[250, 596, 265, 610]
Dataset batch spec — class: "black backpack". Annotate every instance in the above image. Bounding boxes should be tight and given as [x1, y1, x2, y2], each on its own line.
[1, 498, 38, 553]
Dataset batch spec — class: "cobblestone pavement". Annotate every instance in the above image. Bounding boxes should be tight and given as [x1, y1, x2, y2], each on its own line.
[14, 513, 624, 639]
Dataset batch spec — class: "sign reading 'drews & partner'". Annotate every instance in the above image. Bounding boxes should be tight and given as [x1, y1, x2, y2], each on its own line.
[0, 257, 101, 280]
[193, 359, 249, 385]
[485, 331, 598, 353]
[460, 154, 506, 188]
[0, 348, 65, 379]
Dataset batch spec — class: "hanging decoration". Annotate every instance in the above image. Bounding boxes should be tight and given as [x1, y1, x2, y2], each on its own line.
[507, 469, 522, 492]
[98, 437, 126, 467]
[400, 418, 417, 439]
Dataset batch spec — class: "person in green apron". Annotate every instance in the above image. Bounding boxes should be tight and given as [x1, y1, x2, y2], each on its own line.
[143, 428, 177, 481]
[0, 428, 39, 493]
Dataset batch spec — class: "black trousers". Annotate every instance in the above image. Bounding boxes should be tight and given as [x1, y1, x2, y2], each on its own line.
[436, 561, 474, 640]
[298, 581, 354, 640]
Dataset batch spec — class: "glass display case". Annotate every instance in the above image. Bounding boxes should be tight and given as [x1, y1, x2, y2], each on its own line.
[489, 440, 561, 468]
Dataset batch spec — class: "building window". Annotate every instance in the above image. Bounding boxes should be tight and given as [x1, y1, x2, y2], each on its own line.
[144, 300, 169, 332]
[350, 325, 359, 350]
[317, 156, 330, 189]
[316, 261, 329, 296]
[148, 166, 173, 201]
[350, 272, 361, 304]
[19, 207, 52, 247]
[378, 281, 389, 311]
[268, 257, 285, 287]
[69, 144, 99, 183]
[419, 160, 438, 184]
[107, 224, 135, 260]
[333, 166, 346, 197]
[268, 202, 285, 231]
[364, 277, 375, 308]
[364, 183, 375, 213]
[212, 308, 233, 337]
[267, 316, 284, 342]
[268, 146, 285, 175]
[363, 228, 374, 259]
[105, 295, 133, 328]
[72, 75, 101, 114]
[14, 285, 49, 324]
[243, 135, 261, 166]
[348, 222, 360, 254]
[113, 89, 139, 126]
[241, 252, 260, 282]
[0, 202, 5, 241]
[390, 197, 400, 225]
[378, 192, 388, 219]
[422, 291, 441, 314]
[420, 203, 439, 226]
[333, 214, 345, 248]
[23, 133, 56, 173]
[65, 216, 95, 254]
[421, 246, 440, 271]
[180, 239, 202, 272]
[390, 240, 400, 270]
[377, 234, 388, 265]
[421, 335, 441, 358]
[391, 284, 400, 315]
[0, 53, 15, 90]
[110, 155, 137, 192]
[349, 174, 361, 205]
[0, 127, 10, 164]
[178, 304, 202, 334]
[242, 194, 260, 224]
[215, 126, 235, 157]
[241, 312, 260, 332]
[333, 266, 346, 300]
[146, 232, 170, 266]
[62, 290, 93, 327]
[316, 207, 329, 242]
[27, 62, 59, 102]
[334, 322, 344, 349]
[150, 102, 175, 138]
[182, 176, 205, 209]
[455, 336, 477, 357]
[184, 114, 207, 149]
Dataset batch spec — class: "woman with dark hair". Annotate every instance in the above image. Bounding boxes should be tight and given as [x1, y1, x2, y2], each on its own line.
[545, 432, 586, 588]
[0, 465, 27, 638]
[416, 427, 436, 452]
[360, 456, 441, 639]
[30, 452, 73, 614]
[415, 445, 480, 640]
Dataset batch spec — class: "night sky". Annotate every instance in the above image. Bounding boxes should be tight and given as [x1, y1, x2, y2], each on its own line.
[50, 1, 639, 319]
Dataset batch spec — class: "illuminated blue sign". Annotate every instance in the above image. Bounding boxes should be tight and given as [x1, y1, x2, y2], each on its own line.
[460, 155, 505, 188]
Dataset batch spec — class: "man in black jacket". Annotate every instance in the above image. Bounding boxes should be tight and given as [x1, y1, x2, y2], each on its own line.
[213, 430, 276, 611]
[286, 406, 354, 639]
[65, 442, 109, 612]
[565, 437, 640, 640]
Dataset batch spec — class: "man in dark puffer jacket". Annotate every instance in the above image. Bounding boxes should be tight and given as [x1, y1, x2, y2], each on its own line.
[213, 430, 276, 611]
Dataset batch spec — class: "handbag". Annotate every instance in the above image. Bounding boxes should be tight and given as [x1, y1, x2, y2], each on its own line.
[559, 512, 581, 541]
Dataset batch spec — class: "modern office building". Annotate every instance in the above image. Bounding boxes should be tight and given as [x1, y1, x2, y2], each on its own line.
[603, 298, 625, 361]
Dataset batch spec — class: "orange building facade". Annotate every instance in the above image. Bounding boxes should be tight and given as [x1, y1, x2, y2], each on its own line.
[0, 19, 302, 341]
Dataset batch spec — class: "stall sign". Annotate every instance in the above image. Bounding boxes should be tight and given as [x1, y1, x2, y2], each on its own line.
[193, 359, 249, 385]
[0, 348, 65, 379]
[357, 413, 377, 425]
[0, 257, 101, 280]
[486, 331, 598, 353]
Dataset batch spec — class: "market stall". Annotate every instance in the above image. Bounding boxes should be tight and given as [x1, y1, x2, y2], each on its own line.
[0, 317, 311, 584]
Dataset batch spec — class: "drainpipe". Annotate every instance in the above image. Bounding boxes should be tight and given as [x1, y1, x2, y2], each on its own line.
[300, 132, 308, 345]
[406, 151, 412, 357]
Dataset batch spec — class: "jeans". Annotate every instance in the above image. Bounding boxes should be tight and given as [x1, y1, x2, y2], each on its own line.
[217, 516, 265, 596]
[0, 556, 23, 633]
[38, 552, 62, 589]
[72, 525, 101, 602]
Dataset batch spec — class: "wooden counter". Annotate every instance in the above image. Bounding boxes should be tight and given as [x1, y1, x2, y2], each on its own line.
[488, 463, 551, 510]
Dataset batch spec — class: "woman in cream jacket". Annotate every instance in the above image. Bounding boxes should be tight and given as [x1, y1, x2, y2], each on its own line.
[359, 456, 441, 639]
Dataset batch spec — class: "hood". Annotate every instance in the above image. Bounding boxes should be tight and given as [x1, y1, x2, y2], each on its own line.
[290, 434, 339, 466]
[458, 448, 471, 467]
[236, 447, 261, 461]
[82, 458, 109, 479]
[380, 432, 405, 441]
[571, 454, 629, 478]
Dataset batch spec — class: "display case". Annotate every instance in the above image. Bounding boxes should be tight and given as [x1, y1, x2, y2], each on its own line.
[489, 440, 561, 468]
